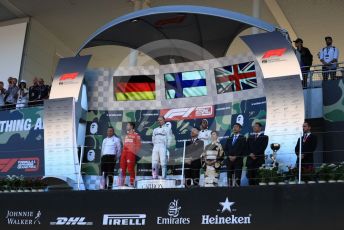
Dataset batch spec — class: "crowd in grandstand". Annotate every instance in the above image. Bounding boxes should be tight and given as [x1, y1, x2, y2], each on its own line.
[0, 77, 50, 109]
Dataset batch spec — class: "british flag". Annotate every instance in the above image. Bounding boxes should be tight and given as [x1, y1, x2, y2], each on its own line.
[214, 61, 257, 93]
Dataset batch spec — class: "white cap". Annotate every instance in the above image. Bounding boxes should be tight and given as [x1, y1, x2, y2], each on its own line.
[20, 80, 27, 83]
[202, 119, 208, 125]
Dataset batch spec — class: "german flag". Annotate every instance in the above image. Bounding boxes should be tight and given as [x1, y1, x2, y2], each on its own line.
[114, 75, 156, 101]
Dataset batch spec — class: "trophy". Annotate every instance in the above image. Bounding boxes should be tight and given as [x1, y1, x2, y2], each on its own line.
[270, 143, 280, 167]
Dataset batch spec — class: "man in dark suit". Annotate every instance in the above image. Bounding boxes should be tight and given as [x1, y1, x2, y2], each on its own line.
[246, 122, 269, 185]
[295, 121, 317, 169]
[224, 123, 246, 187]
[184, 128, 204, 187]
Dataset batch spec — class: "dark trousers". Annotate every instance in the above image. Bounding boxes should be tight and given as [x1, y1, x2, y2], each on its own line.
[4, 102, 15, 110]
[301, 67, 310, 88]
[28, 100, 43, 107]
[184, 160, 201, 187]
[227, 159, 243, 186]
[101, 155, 116, 189]
[322, 66, 336, 80]
[246, 158, 263, 186]
[296, 158, 314, 170]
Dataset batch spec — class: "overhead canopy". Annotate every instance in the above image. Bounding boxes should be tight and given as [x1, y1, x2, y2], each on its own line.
[77, 5, 278, 64]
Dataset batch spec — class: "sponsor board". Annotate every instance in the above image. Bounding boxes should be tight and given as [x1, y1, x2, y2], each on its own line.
[0, 107, 44, 176]
[0, 157, 40, 173]
[5, 210, 42, 225]
[201, 197, 252, 225]
[50, 217, 93, 226]
[103, 214, 146, 226]
[157, 199, 190, 225]
[0, 118, 43, 133]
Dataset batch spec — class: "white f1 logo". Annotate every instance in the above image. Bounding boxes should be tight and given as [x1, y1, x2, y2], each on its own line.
[164, 108, 195, 119]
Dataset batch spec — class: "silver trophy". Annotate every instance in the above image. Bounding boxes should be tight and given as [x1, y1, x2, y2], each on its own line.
[270, 143, 280, 167]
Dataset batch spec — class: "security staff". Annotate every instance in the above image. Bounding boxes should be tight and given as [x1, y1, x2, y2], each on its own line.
[319, 36, 339, 80]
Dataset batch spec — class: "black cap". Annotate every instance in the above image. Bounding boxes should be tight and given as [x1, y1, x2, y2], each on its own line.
[293, 38, 303, 43]
[325, 36, 332, 40]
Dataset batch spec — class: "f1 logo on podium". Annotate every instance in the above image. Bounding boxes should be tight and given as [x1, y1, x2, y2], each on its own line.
[262, 48, 287, 59]
[50, 217, 93, 226]
[59, 72, 79, 81]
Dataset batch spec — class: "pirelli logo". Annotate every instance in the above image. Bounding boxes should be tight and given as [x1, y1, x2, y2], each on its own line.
[102, 214, 146, 226]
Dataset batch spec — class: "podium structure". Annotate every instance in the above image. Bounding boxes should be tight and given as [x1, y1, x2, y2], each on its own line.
[44, 56, 91, 189]
[44, 6, 304, 190]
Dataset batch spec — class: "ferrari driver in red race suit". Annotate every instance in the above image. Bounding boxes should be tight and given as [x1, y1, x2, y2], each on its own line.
[120, 122, 141, 186]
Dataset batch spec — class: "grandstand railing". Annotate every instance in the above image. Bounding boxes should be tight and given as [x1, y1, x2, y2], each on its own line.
[0, 99, 45, 111]
[302, 62, 344, 88]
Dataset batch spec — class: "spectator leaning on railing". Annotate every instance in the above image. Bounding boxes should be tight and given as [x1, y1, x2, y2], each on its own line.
[4, 77, 19, 109]
[28, 77, 50, 106]
[29, 77, 39, 101]
[0, 81, 6, 108]
[319, 36, 339, 80]
[16, 80, 29, 109]
[37, 78, 50, 101]
[13, 77, 18, 87]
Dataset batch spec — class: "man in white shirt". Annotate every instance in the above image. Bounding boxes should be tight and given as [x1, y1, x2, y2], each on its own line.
[101, 127, 121, 189]
[319, 36, 339, 80]
[152, 116, 172, 179]
[198, 119, 212, 148]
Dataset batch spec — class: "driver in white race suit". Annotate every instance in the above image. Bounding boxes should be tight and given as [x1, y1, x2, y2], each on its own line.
[152, 116, 172, 179]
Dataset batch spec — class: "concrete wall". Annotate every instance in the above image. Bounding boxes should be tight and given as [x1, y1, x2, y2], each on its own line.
[19, 0, 344, 79]
[21, 18, 74, 85]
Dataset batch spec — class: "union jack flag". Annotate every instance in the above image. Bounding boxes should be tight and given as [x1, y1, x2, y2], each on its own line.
[214, 61, 257, 93]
